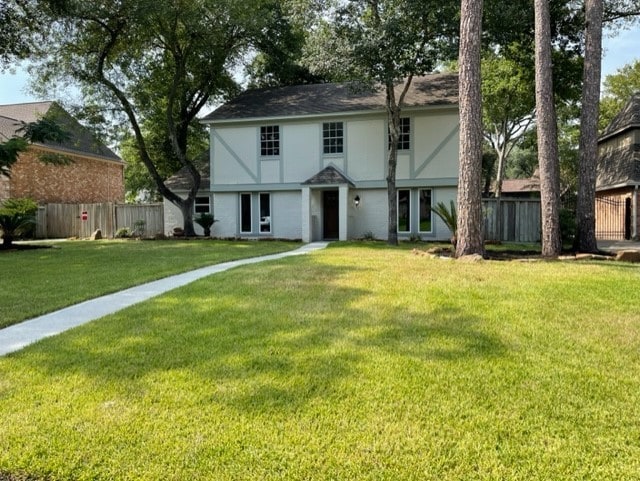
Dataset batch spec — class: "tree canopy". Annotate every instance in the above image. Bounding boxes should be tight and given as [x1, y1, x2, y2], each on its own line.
[30, 0, 289, 235]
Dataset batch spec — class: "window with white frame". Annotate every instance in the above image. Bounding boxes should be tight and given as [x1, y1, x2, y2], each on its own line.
[323, 122, 344, 154]
[397, 189, 411, 233]
[388, 117, 410, 151]
[240, 193, 252, 233]
[260, 125, 280, 157]
[259, 193, 271, 233]
[194, 196, 210, 214]
[419, 189, 432, 233]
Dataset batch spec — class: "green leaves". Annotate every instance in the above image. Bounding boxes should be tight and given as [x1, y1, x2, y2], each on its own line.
[0, 198, 38, 248]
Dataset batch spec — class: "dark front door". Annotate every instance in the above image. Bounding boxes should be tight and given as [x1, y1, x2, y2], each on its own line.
[323, 190, 339, 240]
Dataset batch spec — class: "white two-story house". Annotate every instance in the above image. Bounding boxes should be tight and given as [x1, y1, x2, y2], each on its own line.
[196, 73, 459, 242]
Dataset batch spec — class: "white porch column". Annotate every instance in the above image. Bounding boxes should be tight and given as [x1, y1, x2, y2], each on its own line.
[339, 185, 349, 241]
[301, 187, 311, 243]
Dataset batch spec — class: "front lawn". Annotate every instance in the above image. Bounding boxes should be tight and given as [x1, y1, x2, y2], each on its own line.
[0, 239, 297, 328]
[1, 244, 639, 480]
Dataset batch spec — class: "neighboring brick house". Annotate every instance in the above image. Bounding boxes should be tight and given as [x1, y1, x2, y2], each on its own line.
[0, 101, 124, 204]
[596, 94, 640, 240]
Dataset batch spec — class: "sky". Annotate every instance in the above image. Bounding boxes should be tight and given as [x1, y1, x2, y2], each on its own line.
[0, 26, 638, 106]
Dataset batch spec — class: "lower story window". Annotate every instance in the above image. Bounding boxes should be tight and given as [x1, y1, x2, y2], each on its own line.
[259, 193, 271, 233]
[419, 189, 432, 233]
[240, 193, 252, 233]
[194, 195, 211, 214]
[398, 189, 411, 233]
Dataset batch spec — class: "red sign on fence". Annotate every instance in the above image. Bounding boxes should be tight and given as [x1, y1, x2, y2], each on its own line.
[81, 211, 88, 221]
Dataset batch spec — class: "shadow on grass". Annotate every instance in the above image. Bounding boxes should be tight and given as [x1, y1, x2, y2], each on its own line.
[19, 255, 506, 414]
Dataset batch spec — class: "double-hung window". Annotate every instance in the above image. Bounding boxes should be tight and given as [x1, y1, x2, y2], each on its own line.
[323, 122, 344, 154]
[260, 125, 280, 157]
[194, 196, 211, 214]
[389, 117, 411, 151]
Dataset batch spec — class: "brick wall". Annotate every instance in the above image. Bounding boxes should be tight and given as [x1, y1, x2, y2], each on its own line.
[2, 147, 124, 204]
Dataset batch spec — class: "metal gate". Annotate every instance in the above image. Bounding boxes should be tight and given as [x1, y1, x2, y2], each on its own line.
[595, 195, 631, 240]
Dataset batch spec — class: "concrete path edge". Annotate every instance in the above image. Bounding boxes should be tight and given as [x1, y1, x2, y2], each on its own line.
[0, 242, 328, 357]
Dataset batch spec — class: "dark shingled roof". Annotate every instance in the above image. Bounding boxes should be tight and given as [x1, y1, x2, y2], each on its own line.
[597, 143, 640, 189]
[597, 94, 640, 189]
[0, 101, 121, 162]
[600, 93, 640, 142]
[302, 165, 355, 186]
[203, 74, 458, 122]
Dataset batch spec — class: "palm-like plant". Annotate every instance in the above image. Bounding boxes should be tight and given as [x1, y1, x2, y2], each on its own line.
[431, 200, 458, 248]
[0, 199, 38, 249]
[194, 213, 216, 237]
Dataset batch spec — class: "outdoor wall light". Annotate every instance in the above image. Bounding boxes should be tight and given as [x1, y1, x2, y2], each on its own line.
[354, 195, 361, 208]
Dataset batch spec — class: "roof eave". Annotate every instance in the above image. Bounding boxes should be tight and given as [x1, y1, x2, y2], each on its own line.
[201, 102, 458, 126]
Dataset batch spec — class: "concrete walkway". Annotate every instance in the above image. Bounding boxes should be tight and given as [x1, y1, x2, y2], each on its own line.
[0, 242, 328, 357]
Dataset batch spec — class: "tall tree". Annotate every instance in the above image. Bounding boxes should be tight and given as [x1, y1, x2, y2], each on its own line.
[328, 0, 458, 245]
[33, 0, 278, 235]
[456, 0, 485, 257]
[535, 0, 562, 257]
[574, 0, 603, 253]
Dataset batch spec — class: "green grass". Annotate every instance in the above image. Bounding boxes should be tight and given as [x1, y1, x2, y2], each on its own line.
[1, 244, 640, 480]
[0, 239, 297, 328]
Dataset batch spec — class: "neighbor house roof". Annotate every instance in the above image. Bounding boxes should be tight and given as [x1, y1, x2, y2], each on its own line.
[501, 177, 540, 194]
[0, 101, 122, 163]
[164, 163, 210, 191]
[599, 93, 640, 143]
[203, 73, 458, 123]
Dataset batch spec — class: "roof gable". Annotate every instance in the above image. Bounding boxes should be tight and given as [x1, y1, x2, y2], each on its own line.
[600, 93, 640, 142]
[302, 165, 355, 186]
[0, 101, 121, 163]
[204, 73, 458, 123]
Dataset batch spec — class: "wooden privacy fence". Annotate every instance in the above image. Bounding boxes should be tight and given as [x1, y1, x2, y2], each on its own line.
[36, 203, 164, 239]
[482, 198, 541, 243]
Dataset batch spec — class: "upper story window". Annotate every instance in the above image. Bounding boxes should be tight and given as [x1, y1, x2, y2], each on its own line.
[389, 117, 411, 151]
[260, 125, 280, 157]
[323, 122, 344, 154]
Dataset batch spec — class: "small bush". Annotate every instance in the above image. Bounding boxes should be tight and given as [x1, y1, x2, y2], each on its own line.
[0, 197, 38, 247]
[115, 227, 131, 238]
[132, 220, 146, 238]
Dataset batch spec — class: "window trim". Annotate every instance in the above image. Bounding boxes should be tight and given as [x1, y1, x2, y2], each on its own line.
[260, 125, 280, 158]
[322, 121, 344, 155]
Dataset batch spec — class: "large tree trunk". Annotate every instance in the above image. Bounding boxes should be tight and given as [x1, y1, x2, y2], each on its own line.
[387, 93, 400, 246]
[456, 0, 484, 258]
[534, 0, 562, 257]
[575, 0, 603, 253]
